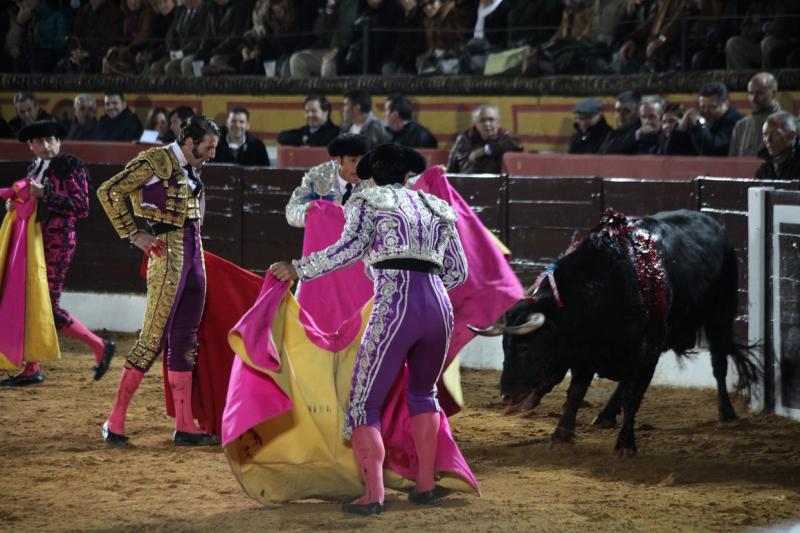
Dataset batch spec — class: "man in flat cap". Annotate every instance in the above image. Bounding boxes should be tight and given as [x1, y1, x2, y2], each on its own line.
[568, 98, 612, 154]
[270, 142, 469, 515]
[285, 133, 370, 228]
[1, 120, 116, 386]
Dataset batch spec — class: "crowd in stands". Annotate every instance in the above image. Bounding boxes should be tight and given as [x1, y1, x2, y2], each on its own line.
[2, 69, 799, 179]
[2, 0, 799, 77]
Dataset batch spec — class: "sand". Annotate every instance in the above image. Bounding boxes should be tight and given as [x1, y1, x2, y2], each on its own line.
[1, 334, 799, 532]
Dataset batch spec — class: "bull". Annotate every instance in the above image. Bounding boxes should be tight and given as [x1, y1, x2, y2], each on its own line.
[470, 209, 760, 456]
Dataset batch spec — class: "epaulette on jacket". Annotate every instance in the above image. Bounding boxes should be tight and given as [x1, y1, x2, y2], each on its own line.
[417, 190, 457, 223]
[129, 146, 175, 179]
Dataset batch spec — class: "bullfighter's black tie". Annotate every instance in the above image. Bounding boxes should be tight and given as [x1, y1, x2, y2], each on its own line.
[184, 164, 203, 197]
[342, 183, 353, 205]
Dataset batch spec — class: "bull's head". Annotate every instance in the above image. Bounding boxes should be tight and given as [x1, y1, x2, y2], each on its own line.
[469, 298, 569, 416]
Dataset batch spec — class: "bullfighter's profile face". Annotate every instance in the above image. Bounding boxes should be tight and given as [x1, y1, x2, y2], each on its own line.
[28, 136, 61, 161]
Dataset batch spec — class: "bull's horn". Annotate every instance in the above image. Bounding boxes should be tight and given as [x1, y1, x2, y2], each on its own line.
[467, 323, 505, 337]
[504, 313, 545, 335]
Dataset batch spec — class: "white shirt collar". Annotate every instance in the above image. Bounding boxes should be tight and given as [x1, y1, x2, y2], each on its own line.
[336, 174, 350, 195]
[170, 142, 189, 169]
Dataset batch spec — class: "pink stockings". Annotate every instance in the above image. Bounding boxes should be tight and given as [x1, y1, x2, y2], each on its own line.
[411, 412, 440, 492]
[62, 317, 106, 363]
[350, 425, 385, 505]
[107, 367, 144, 435]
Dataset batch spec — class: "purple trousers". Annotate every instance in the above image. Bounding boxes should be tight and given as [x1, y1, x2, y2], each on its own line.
[164, 223, 206, 372]
[344, 269, 453, 438]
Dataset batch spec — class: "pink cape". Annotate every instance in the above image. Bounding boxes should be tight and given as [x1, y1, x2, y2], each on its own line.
[0, 181, 37, 367]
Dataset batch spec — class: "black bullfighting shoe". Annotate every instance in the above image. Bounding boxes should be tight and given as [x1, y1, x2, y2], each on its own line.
[102, 421, 129, 447]
[93, 339, 117, 381]
[409, 489, 440, 506]
[341, 501, 384, 516]
[0, 370, 44, 386]
[173, 431, 221, 447]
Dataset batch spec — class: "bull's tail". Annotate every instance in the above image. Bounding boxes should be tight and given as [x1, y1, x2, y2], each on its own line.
[730, 341, 762, 394]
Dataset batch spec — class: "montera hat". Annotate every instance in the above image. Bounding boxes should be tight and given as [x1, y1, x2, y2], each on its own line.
[572, 98, 603, 115]
[18, 119, 67, 142]
[327, 133, 368, 157]
[356, 143, 427, 182]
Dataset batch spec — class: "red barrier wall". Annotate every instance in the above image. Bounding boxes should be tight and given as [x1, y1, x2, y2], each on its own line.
[503, 152, 763, 180]
[276, 146, 451, 169]
[0, 139, 153, 164]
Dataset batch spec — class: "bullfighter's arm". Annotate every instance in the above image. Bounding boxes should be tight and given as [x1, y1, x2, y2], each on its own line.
[440, 225, 468, 290]
[292, 197, 375, 281]
[96, 159, 154, 239]
[285, 171, 316, 228]
[44, 160, 90, 219]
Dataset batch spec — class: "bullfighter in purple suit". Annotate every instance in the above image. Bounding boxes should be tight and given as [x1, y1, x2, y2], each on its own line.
[96, 115, 221, 448]
[270, 143, 469, 516]
[1, 120, 116, 387]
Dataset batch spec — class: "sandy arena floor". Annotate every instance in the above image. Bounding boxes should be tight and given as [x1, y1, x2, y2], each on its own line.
[1, 334, 799, 532]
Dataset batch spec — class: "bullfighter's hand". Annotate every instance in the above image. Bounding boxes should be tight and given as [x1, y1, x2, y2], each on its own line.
[28, 178, 45, 198]
[130, 232, 166, 258]
[269, 261, 298, 282]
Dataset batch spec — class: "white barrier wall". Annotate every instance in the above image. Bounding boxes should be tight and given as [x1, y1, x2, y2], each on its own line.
[68, 291, 721, 388]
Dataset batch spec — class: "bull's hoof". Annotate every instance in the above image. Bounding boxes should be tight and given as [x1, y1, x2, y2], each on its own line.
[550, 427, 576, 444]
[718, 409, 738, 423]
[591, 415, 617, 429]
[614, 441, 637, 457]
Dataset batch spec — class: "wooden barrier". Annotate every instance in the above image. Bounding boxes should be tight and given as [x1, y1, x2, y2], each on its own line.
[503, 153, 764, 180]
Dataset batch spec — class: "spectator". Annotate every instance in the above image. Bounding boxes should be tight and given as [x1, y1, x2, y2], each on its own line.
[598, 91, 641, 155]
[195, 0, 253, 75]
[634, 97, 663, 154]
[137, 0, 176, 74]
[507, 0, 562, 47]
[140, 106, 170, 143]
[96, 93, 144, 142]
[381, 0, 426, 75]
[730, 72, 781, 157]
[659, 102, 692, 155]
[10, 91, 51, 137]
[65, 93, 99, 141]
[472, 0, 511, 49]
[339, 0, 403, 75]
[277, 95, 340, 147]
[755, 112, 800, 181]
[151, 0, 209, 76]
[383, 94, 438, 148]
[567, 97, 611, 154]
[726, 1, 800, 69]
[288, 0, 362, 78]
[214, 107, 270, 166]
[418, 0, 468, 72]
[168, 105, 195, 142]
[15, 0, 71, 73]
[447, 104, 522, 173]
[62, 0, 124, 73]
[0, 116, 12, 138]
[102, 0, 155, 75]
[669, 82, 742, 157]
[340, 89, 390, 150]
[239, 0, 307, 76]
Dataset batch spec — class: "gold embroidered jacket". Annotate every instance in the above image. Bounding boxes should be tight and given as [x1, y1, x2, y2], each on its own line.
[96, 146, 202, 239]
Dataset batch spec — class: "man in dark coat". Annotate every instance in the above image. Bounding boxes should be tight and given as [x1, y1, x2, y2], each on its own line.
[668, 82, 742, 157]
[755, 112, 800, 180]
[9, 92, 52, 138]
[447, 104, 522, 173]
[65, 94, 99, 141]
[277, 95, 339, 147]
[568, 98, 612, 154]
[214, 107, 270, 167]
[599, 91, 641, 155]
[383, 94, 438, 149]
[95, 93, 144, 142]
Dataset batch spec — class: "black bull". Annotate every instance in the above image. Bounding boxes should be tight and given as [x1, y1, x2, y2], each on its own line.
[470, 209, 760, 456]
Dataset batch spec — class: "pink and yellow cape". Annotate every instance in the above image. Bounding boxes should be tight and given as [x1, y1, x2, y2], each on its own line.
[0, 180, 59, 370]
[219, 167, 523, 503]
